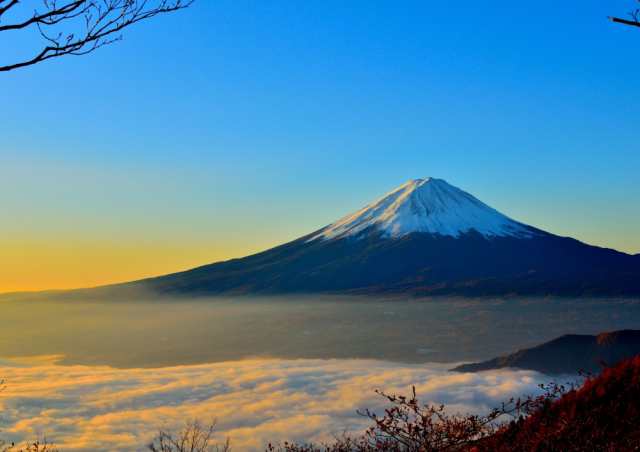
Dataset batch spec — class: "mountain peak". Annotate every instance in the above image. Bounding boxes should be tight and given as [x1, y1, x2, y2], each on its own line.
[309, 178, 534, 241]
[400, 177, 441, 187]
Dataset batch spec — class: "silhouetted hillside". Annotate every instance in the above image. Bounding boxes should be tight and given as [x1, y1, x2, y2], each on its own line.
[452, 329, 640, 374]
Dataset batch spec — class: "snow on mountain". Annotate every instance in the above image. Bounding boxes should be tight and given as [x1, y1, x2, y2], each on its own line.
[78, 176, 640, 297]
[309, 178, 534, 241]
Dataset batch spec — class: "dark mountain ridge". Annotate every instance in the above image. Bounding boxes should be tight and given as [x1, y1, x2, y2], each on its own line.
[452, 329, 640, 374]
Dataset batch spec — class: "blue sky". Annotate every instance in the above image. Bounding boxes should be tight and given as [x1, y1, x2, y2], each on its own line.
[1, 0, 639, 290]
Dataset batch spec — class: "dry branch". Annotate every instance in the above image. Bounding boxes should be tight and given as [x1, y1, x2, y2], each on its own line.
[0, 0, 193, 71]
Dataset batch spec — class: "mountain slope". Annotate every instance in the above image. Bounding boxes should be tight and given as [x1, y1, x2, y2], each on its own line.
[452, 329, 640, 374]
[127, 178, 640, 297]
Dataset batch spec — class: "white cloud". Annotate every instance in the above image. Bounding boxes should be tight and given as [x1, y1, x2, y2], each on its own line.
[0, 357, 547, 451]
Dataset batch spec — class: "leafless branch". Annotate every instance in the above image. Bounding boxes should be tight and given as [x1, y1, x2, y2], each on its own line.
[0, 0, 194, 72]
[610, 1, 640, 28]
[148, 420, 231, 452]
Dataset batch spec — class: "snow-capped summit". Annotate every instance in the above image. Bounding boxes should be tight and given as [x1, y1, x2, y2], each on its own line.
[309, 178, 533, 241]
[90, 177, 640, 297]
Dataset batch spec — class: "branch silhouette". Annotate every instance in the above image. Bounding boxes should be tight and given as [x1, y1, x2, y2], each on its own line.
[0, 0, 193, 72]
[610, 1, 640, 28]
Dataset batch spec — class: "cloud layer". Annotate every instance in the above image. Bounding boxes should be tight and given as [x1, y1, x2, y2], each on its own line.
[0, 357, 547, 451]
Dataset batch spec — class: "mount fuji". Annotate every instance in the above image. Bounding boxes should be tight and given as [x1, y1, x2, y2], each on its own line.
[128, 178, 640, 297]
[308, 178, 534, 241]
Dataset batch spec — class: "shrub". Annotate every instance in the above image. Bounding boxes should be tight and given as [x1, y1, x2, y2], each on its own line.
[148, 420, 230, 452]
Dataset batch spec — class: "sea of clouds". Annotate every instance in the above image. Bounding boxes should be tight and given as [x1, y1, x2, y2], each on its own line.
[0, 357, 548, 451]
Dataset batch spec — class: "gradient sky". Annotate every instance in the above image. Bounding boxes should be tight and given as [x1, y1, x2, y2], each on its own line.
[1, 0, 639, 292]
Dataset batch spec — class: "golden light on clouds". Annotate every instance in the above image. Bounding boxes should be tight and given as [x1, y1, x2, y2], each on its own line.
[0, 357, 548, 451]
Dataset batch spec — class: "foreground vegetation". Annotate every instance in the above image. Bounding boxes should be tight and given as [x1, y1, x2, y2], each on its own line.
[162, 356, 640, 451]
[3, 356, 640, 451]
[272, 356, 640, 451]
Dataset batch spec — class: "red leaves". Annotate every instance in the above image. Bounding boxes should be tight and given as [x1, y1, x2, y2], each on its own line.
[273, 356, 640, 451]
[481, 356, 640, 451]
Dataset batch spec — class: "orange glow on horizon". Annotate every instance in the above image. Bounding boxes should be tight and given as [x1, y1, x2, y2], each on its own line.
[0, 239, 269, 293]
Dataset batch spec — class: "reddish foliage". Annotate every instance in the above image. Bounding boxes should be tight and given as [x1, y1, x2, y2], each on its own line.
[273, 357, 640, 451]
[480, 355, 640, 451]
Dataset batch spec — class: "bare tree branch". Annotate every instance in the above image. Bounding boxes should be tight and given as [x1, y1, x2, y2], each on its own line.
[0, 0, 21, 19]
[0, 0, 194, 72]
[610, 1, 640, 28]
[610, 16, 640, 28]
[148, 420, 231, 452]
